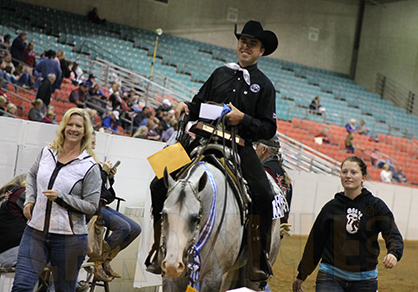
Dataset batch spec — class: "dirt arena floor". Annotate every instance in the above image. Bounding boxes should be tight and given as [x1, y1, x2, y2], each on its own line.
[268, 235, 417, 291]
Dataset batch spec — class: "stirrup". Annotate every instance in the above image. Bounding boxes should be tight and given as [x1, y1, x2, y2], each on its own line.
[247, 251, 272, 282]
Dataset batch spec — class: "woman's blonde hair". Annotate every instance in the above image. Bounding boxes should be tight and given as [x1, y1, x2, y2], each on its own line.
[50, 108, 98, 162]
[0, 173, 27, 198]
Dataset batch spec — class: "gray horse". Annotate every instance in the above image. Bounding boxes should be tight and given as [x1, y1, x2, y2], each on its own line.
[160, 159, 282, 291]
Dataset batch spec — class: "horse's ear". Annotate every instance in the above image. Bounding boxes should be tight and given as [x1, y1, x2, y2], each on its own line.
[163, 167, 175, 189]
[196, 171, 207, 193]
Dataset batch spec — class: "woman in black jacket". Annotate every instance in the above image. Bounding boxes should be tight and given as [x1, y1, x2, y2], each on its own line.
[293, 156, 404, 292]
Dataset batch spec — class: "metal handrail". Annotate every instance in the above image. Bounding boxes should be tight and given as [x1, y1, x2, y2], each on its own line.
[76, 40, 131, 70]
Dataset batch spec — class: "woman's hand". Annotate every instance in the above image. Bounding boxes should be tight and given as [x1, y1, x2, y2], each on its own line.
[102, 160, 112, 174]
[292, 279, 304, 292]
[383, 253, 397, 269]
[43, 190, 58, 201]
[108, 165, 117, 179]
[23, 203, 34, 220]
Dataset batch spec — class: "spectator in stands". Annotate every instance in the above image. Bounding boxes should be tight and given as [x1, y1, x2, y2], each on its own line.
[86, 73, 96, 88]
[155, 99, 172, 112]
[380, 164, 392, 183]
[28, 99, 44, 122]
[345, 132, 364, 154]
[108, 91, 122, 111]
[309, 96, 324, 115]
[10, 32, 27, 67]
[56, 50, 69, 78]
[87, 108, 101, 130]
[392, 167, 406, 183]
[132, 126, 148, 139]
[345, 118, 356, 133]
[65, 60, 75, 80]
[146, 118, 161, 141]
[370, 148, 394, 171]
[1, 52, 15, 73]
[35, 50, 62, 92]
[0, 174, 27, 268]
[12, 64, 34, 89]
[36, 73, 56, 115]
[356, 119, 369, 135]
[88, 7, 106, 25]
[42, 111, 55, 124]
[71, 62, 84, 85]
[6, 102, 17, 116]
[0, 34, 12, 57]
[69, 83, 90, 108]
[0, 95, 6, 116]
[102, 110, 120, 133]
[314, 128, 332, 145]
[161, 119, 178, 142]
[23, 42, 36, 67]
[132, 106, 152, 131]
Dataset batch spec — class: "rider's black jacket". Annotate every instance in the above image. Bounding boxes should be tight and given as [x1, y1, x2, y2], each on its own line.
[186, 63, 277, 143]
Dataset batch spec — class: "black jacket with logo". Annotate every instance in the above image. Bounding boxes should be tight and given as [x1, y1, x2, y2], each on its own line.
[297, 188, 404, 280]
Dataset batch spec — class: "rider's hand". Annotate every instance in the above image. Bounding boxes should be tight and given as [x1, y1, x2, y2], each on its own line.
[175, 102, 189, 120]
[226, 103, 244, 126]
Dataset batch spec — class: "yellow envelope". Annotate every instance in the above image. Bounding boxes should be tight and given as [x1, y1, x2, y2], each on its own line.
[147, 142, 191, 179]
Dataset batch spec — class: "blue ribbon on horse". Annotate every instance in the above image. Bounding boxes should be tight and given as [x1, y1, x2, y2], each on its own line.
[187, 162, 218, 291]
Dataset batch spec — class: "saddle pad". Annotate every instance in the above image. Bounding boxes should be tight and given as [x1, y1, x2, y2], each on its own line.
[147, 142, 191, 179]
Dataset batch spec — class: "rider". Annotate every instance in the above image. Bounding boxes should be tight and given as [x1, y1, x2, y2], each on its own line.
[146, 20, 279, 282]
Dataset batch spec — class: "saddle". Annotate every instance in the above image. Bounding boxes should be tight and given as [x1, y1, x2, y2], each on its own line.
[176, 143, 250, 225]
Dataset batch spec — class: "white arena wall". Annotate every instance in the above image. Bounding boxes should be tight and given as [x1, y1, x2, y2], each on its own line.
[1, 116, 417, 290]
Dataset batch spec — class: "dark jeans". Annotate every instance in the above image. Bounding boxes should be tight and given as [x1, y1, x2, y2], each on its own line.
[150, 144, 273, 243]
[11, 226, 87, 292]
[316, 271, 378, 292]
[100, 206, 142, 251]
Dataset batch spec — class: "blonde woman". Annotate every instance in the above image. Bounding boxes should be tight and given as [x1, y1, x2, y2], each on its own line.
[11, 108, 101, 292]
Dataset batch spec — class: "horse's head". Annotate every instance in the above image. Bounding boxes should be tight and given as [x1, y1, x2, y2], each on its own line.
[161, 167, 208, 278]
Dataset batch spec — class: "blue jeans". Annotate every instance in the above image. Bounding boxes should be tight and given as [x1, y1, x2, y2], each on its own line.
[100, 206, 141, 251]
[316, 271, 378, 292]
[11, 226, 88, 292]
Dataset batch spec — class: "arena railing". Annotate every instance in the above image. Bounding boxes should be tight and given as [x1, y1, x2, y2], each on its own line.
[276, 131, 341, 176]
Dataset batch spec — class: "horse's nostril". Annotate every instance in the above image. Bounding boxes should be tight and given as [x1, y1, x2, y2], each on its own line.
[161, 260, 167, 271]
[178, 261, 185, 272]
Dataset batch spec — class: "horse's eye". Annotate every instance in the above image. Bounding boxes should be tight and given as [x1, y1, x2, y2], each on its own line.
[192, 214, 200, 224]
[161, 210, 167, 218]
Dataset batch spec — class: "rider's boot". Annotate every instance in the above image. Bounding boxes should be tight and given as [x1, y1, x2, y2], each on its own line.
[247, 215, 273, 282]
[145, 221, 162, 274]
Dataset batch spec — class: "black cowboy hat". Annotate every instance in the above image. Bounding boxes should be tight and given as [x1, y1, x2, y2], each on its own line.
[235, 20, 278, 56]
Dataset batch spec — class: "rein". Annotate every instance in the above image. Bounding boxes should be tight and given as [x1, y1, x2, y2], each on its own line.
[187, 116, 239, 291]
